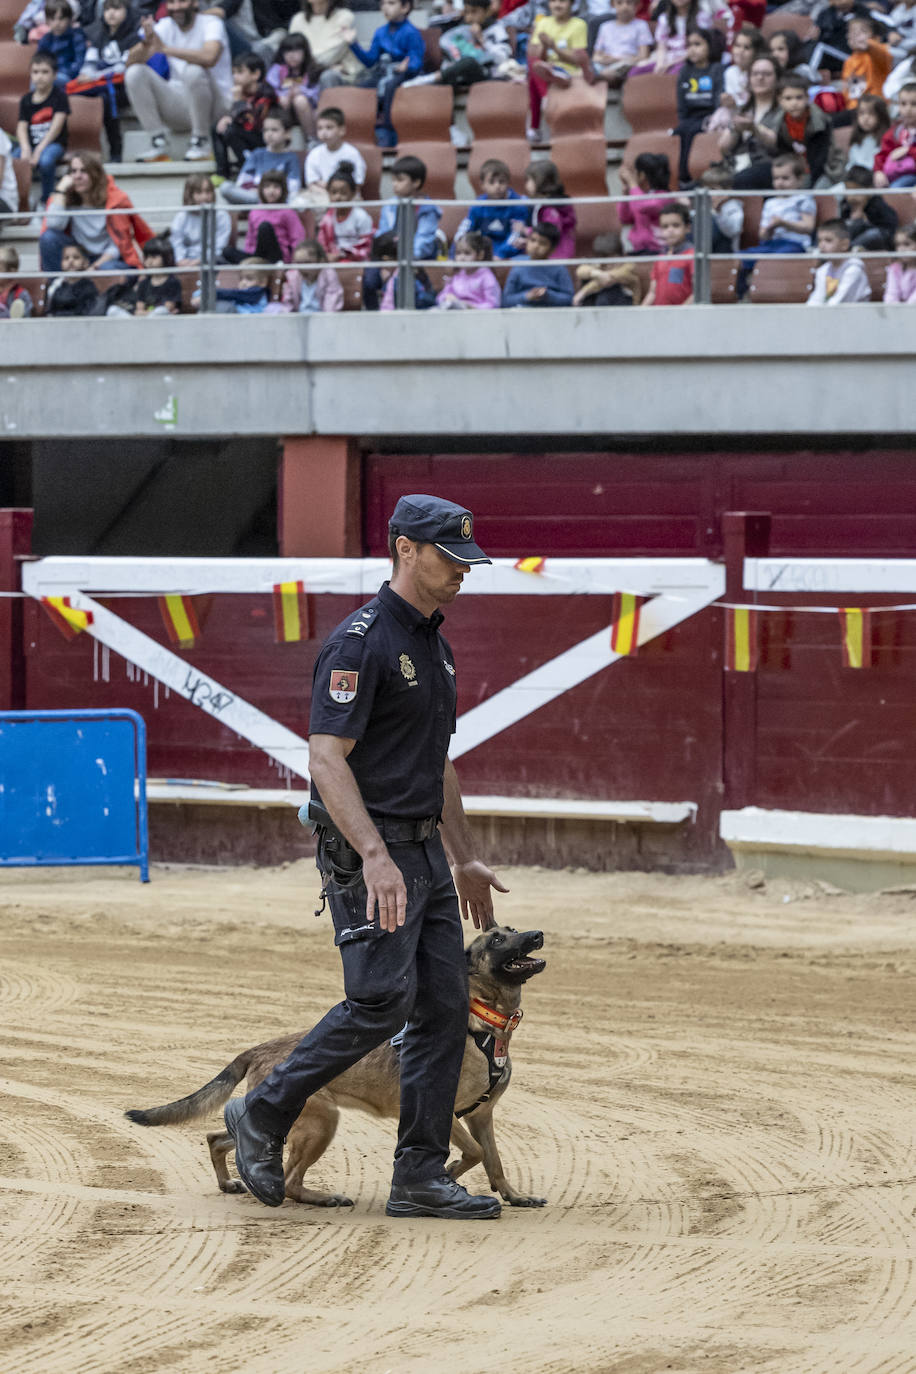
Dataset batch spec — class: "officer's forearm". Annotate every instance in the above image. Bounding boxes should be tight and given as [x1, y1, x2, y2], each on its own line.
[308, 740, 387, 860]
[440, 757, 476, 865]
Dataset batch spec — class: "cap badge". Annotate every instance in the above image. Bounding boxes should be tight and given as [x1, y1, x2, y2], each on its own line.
[329, 669, 358, 703]
[400, 654, 416, 682]
[460, 516, 472, 540]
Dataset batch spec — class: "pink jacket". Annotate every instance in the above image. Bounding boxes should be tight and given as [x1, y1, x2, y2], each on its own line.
[884, 261, 916, 303]
[435, 265, 501, 310]
[532, 202, 577, 260]
[318, 206, 374, 261]
[618, 189, 668, 254]
[276, 266, 344, 313]
[244, 206, 306, 261]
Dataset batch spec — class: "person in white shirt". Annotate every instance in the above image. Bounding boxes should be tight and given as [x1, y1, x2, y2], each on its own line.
[125, 0, 232, 161]
[807, 219, 872, 305]
[300, 105, 366, 203]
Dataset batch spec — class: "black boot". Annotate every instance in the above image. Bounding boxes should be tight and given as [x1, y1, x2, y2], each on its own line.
[224, 1098, 286, 1207]
[386, 1174, 501, 1219]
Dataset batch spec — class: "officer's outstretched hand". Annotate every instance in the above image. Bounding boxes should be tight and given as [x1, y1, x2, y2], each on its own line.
[453, 861, 510, 931]
[363, 851, 408, 933]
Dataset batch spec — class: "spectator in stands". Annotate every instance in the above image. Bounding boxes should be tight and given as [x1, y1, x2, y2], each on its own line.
[267, 32, 320, 142]
[0, 123, 17, 217]
[526, 0, 591, 142]
[502, 221, 574, 306]
[106, 234, 183, 313]
[636, 0, 732, 77]
[212, 52, 274, 180]
[774, 75, 846, 186]
[17, 52, 70, 205]
[171, 171, 234, 264]
[302, 106, 366, 202]
[737, 152, 815, 296]
[618, 152, 671, 254]
[675, 27, 725, 186]
[402, 0, 513, 90]
[344, 0, 425, 148]
[723, 23, 767, 109]
[874, 81, 916, 184]
[573, 229, 642, 304]
[212, 255, 271, 311]
[79, 0, 141, 163]
[591, 0, 652, 87]
[702, 163, 744, 251]
[362, 153, 440, 307]
[243, 168, 305, 260]
[887, 0, 916, 63]
[46, 239, 99, 314]
[883, 220, 916, 299]
[767, 30, 817, 89]
[37, 0, 87, 85]
[845, 93, 891, 170]
[318, 164, 374, 258]
[289, 0, 362, 88]
[807, 218, 871, 302]
[220, 106, 302, 203]
[841, 164, 898, 246]
[270, 238, 343, 311]
[718, 54, 783, 189]
[454, 158, 530, 260]
[885, 51, 916, 109]
[125, 0, 233, 162]
[812, 0, 873, 79]
[0, 247, 34, 319]
[641, 202, 694, 305]
[434, 231, 501, 309]
[373, 228, 436, 309]
[40, 148, 153, 272]
[523, 159, 576, 259]
[15, 0, 70, 44]
[843, 16, 894, 109]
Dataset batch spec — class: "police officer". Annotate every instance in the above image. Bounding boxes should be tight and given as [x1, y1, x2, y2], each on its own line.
[225, 494, 509, 1219]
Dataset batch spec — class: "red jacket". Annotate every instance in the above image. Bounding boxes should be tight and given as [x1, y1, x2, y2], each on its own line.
[43, 176, 153, 268]
[874, 123, 916, 179]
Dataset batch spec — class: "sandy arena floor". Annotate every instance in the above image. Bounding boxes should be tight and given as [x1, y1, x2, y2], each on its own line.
[3, 861, 916, 1374]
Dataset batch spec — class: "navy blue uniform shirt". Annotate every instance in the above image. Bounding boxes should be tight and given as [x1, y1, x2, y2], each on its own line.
[308, 581, 458, 820]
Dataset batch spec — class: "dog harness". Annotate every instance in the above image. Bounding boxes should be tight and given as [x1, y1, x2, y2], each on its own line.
[454, 1002, 523, 1119]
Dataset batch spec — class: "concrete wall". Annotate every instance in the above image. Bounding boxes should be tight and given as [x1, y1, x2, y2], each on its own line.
[2, 308, 915, 438]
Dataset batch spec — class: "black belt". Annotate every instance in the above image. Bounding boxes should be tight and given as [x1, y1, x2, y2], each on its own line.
[372, 815, 439, 843]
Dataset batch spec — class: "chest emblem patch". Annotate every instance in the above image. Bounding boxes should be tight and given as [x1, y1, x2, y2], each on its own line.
[329, 669, 358, 703]
[399, 654, 416, 682]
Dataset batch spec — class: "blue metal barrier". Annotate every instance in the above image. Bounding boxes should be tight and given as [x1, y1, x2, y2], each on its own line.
[0, 708, 149, 882]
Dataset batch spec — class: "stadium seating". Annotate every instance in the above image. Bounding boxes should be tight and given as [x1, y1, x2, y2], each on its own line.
[467, 138, 530, 194]
[552, 135, 608, 196]
[466, 81, 529, 142]
[357, 142, 382, 202]
[710, 257, 738, 303]
[760, 11, 817, 40]
[0, 0, 16, 41]
[862, 255, 891, 301]
[395, 140, 456, 199]
[573, 200, 620, 258]
[544, 80, 608, 139]
[316, 87, 376, 144]
[422, 26, 442, 74]
[748, 257, 815, 303]
[0, 38, 34, 87]
[621, 132, 680, 188]
[392, 85, 453, 144]
[68, 95, 104, 153]
[622, 73, 677, 135]
[687, 131, 722, 182]
[12, 156, 30, 214]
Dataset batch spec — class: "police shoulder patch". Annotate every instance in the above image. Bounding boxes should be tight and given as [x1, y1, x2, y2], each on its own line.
[346, 606, 379, 638]
[329, 669, 358, 703]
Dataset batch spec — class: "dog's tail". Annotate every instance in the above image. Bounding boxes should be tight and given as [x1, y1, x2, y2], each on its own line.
[125, 1050, 254, 1128]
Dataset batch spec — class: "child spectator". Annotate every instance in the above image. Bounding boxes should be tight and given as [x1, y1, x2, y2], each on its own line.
[845, 93, 891, 171]
[591, 0, 652, 87]
[274, 239, 344, 312]
[345, 0, 425, 148]
[435, 231, 501, 309]
[737, 153, 815, 295]
[244, 169, 306, 262]
[373, 228, 436, 309]
[220, 108, 302, 205]
[812, 0, 874, 78]
[171, 172, 233, 265]
[37, 0, 87, 85]
[0, 246, 34, 319]
[455, 158, 530, 259]
[107, 235, 183, 314]
[874, 81, 916, 184]
[638, 0, 732, 77]
[17, 52, 69, 205]
[527, 0, 591, 142]
[212, 53, 275, 181]
[289, 0, 363, 88]
[0, 122, 17, 215]
[404, 0, 513, 89]
[841, 164, 898, 247]
[524, 159, 576, 259]
[46, 240, 98, 315]
[502, 221, 574, 306]
[768, 30, 817, 87]
[14, 0, 75, 43]
[572, 229, 642, 304]
[642, 202, 694, 305]
[887, 0, 916, 63]
[675, 27, 725, 186]
[363, 154, 440, 308]
[267, 33, 320, 143]
[302, 106, 366, 202]
[723, 22, 766, 108]
[843, 16, 893, 108]
[214, 257, 271, 313]
[618, 152, 671, 254]
[883, 220, 916, 299]
[807, 217, 871, 302]
[318, 163, 374, 259]
[774, 75, 846, 186]
[78, 0, 139, 162]
[701, 163, 744, 252]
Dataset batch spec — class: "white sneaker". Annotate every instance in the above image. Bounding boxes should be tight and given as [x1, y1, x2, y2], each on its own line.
[184, 136, 210, 161]
[449, 123, 466, 147]
[526, 125, 543, 143]
[402, 72, 439, 88]
[136, 132, 169, 162]
[8, 298, 26, 319]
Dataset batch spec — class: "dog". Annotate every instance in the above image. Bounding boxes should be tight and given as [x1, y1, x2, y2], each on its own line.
[126, 925, 547, 1208]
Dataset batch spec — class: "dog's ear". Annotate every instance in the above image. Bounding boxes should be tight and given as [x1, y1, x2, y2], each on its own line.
[465, 942, 474, 967]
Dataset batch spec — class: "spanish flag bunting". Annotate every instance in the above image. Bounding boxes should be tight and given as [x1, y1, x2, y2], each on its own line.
[610, 592, 644, 656]
[158, 595, 201, 650]
[41, 595, 93, 641]
[514, 556, 546, 574]
[724, 606, 759, 672]
[273, 580, 310, 643]
[839, 607, 872, 668]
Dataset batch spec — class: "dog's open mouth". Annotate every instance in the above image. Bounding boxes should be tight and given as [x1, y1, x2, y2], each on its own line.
[499, 931, 546, 982]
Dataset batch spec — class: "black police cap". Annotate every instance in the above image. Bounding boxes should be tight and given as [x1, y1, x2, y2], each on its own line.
[389, 494, 491, 566]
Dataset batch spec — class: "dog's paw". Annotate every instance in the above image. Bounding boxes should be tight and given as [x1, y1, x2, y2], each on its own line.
[219, 1180, 247, 1195]
[507, 1194, 547, 1207]
[321, 1193, 354, 1207]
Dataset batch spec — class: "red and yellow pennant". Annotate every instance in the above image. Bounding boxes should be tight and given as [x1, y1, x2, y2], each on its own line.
[725, 606, 759, 673]
[514, 556, 546, 575]
[610, 592, 644, 656]
[41, 595, 93, 642]
[158, 595, 201, 650]
[272, 580, 310, 643]
[839, 607, 872, 668]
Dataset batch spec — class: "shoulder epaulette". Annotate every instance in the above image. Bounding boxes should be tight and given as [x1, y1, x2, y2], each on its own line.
[346, 604, 379, 638]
